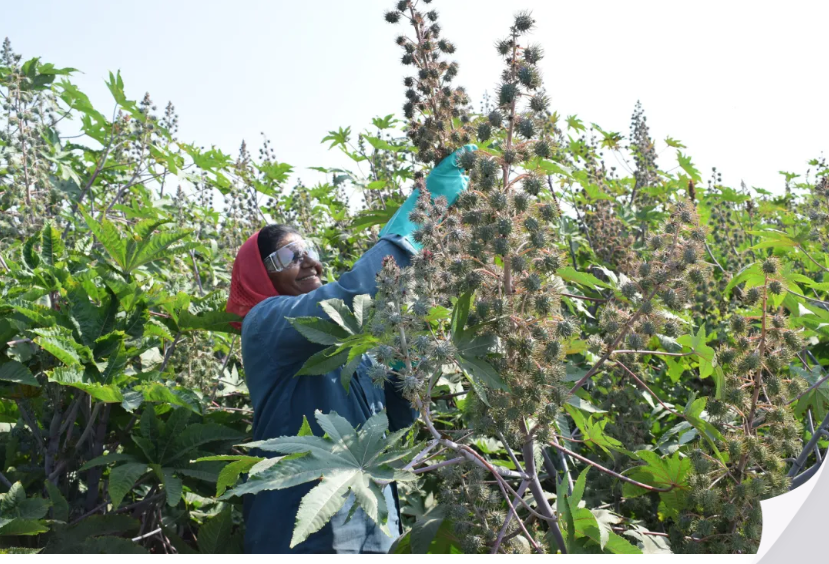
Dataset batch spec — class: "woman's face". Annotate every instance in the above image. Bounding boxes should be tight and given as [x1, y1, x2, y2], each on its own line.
[266, 233, 323, 296]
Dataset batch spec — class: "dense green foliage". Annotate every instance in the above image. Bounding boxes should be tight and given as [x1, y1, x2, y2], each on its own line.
[1, 0, 828, 554]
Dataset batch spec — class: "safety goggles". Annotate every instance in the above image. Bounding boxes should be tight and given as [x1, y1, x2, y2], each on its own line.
[263, 239, 320, 273]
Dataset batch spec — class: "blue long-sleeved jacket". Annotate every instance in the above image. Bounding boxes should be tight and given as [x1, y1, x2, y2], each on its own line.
[241, 234, 418, 554]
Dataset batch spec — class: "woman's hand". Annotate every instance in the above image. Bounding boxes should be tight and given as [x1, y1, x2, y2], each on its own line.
[379, 144, 477, 245]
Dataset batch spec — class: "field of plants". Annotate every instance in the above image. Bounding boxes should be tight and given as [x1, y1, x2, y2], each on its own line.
[1, 0, 828, 555]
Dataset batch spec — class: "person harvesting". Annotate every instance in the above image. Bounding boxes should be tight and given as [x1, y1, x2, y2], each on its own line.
[225, 145, 475, 553]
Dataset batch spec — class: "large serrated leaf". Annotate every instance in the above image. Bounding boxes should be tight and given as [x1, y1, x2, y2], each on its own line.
[319, 298, 360, 335]
[107, 462, 148, 509]
[0, 361, 39, 387]
[198, 505, 234, 554]
[295, 346, 349, 376]
[288, 317, 350, 345]
[290, 469, 357, 548]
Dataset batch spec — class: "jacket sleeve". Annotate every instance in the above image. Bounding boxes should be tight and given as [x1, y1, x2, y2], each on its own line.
[242, 235, 414, 359]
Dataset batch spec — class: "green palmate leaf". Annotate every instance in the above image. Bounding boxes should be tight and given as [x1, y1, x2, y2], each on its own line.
[44, 481, 69, 522]
[167, 423, 245, 464]
[69, 286, 119, 347]
[215, 458, 261, 497]
[456, 354, 507, 391]
[0, 360, 39, 387]
[677, 325, 716, 379]
[319, 298, 360, 335]
[450, 292, 473, 340]
[557, 267, 611, 289]
[352, 294, 373, 328]
[198, 505, 235, 554]
[40, 223, 65, 266]
[48, 367, 123, 403]
[570, 467, 590, 507]
[676, 151, 701, 183]
[225, 411, 413, 547]
[291, 469, 358, 547]
[22, 233, 41, 270]
[288, 317, 350, 345]
[296, 346, 349, 376]
[161, 468, 183, 507]
[351, 204, 401, 233]
[137, 382, 202, 414]
[682, 396, 726, 462]
[79, 453, 139, 471]
[0, 518, 49, 536]
[82, 210, 128, 270]
[298, 415, 314, 436]
[33, 334, 81, 366]
[724, 262, 762, 296]
[623, 451, 690, 519]
[340, 353, 363, 393]
[156, 407, 192, 463]
[564, 404, 633, 457]
[178, 310, 241, 334]
[125, 226, 199, 274]
[107, 463, 148, 509]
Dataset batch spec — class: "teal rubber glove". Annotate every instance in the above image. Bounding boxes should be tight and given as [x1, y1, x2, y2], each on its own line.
[379, 144, 477, 250]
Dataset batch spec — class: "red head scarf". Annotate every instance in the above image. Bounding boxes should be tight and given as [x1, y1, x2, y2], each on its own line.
[226, 231, 279, 328]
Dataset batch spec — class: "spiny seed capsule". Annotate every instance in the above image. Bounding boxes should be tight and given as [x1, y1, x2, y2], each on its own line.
[557, 319, 574, 338]
[518, 66, 540, 89]
[495, 38, 513, 56]
[457, 191, 479, 210]
[478, 157, 498, 176]
[534, 140, 551, 158]
[503, 149, 517, 164]
[730, 316, 747, 333]
[498, 82, 519, 105]
[489, 192, 507, 210]
[762, 258, 778, 274]
[529, 93, 548, 113]
[513, 193, 529, 212]
[523, 176, 543, 195]
[745, 287, 761, 304]
[783, 331, 801, 350]
[537, 254, 561, 273]
[522, 273, 542, 292]
[626, 332, 644, 350]
[514, 11, 535, 31]
[488, 110, 503, 127]
[740, 352, 761, 371]
[510, 255, 526, 271]
[539, 204, 557, 221]
[530, 231, 546, 248]
[497, 217, 512, 235]
[719, 348, 737, 364]
[517, 117, 535, 138]
[535, 295, 552, 315]
[385, 10, 401, 22]
[523, 216, 540, 232]
[768, 280, 784, 294]
[544, 341, 561, 360]
[493, 237, 510, 255]
[621, 282, 638, 299]
[458, 150, 477, 170]
[476, 122, 492, 141]
[524, 44, 543, 64]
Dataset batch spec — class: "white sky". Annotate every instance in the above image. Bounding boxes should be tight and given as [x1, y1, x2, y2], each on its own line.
[5, 0, 828, 195]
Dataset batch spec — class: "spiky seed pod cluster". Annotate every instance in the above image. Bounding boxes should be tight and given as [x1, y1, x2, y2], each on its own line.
[369, 11, 577, 551]
[385, 2, 473, 166]
[628, 101, 659, 208]
[673, 272, 806, 554]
